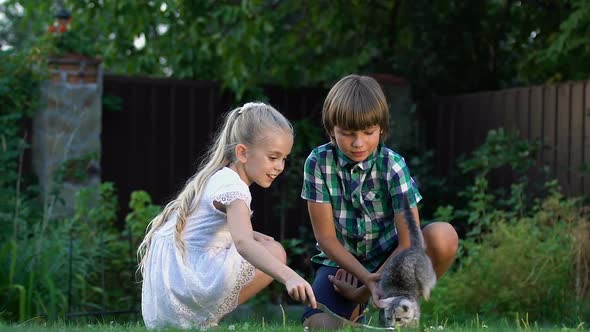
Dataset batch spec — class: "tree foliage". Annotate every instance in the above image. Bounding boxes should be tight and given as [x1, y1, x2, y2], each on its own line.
[1, 0, 588, 98]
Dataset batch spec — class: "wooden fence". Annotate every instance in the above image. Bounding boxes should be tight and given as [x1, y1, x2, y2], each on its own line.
[420, 80, 590, 197]
[102, 74, 590, 242]
[102, 74, 327, 239]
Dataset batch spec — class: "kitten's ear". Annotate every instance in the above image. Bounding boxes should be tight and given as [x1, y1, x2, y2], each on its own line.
[376, 297, 396, 309]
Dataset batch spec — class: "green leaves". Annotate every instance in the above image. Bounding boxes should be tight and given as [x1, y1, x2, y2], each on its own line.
[425, 193, 588, 323]
[3, 0, 589, 98]
[458, 129, 542, 177]
[444, 128, 549, 240]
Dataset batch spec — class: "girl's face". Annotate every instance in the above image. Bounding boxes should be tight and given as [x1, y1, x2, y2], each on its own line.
[236, 130, 293, 188]
[332, 125, 381, 162]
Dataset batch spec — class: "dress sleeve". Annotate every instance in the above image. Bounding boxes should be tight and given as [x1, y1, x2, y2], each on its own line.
[211, 183, 251, 207]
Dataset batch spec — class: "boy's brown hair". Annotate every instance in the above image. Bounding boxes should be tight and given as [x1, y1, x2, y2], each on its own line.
[322, 74, 389, 143]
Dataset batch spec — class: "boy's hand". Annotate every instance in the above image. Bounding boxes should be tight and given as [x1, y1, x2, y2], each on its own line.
[285, 275, 317, 309]
[329, 269, 369, 303]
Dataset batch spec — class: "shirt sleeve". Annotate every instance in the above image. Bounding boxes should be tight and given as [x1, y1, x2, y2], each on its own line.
[301, 151, 331, 203]
[389, 156, 422, 213]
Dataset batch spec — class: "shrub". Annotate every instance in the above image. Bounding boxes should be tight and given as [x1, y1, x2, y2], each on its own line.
[424, 192, 590, 324]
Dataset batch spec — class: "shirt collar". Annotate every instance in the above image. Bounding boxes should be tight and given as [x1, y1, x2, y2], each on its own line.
[334, 143, 380, 171]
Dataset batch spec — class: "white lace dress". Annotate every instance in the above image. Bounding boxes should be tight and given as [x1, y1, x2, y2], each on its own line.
[141, 167, 256, 329]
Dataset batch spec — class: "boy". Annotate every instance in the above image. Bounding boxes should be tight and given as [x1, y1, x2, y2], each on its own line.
[301, 74, 458, 329]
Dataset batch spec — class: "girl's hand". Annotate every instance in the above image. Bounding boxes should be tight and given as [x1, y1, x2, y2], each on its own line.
[285, 275, 317, 309]
[364, 273, 384, 306]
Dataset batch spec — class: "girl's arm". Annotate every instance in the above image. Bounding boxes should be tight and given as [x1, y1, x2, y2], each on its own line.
[226, 199, 317, 308]
[252, 230, 274, 241]
[307, 201, 381, 302]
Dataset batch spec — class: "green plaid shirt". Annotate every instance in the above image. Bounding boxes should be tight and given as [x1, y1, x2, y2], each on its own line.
[301, 142, 422, 272]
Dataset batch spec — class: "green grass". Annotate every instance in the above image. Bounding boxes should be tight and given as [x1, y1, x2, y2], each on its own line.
[0, 317, 586, 332]
[0, 305, 586, 332]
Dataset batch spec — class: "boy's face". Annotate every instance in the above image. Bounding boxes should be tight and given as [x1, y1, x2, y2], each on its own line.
[332, 125, 381, 162]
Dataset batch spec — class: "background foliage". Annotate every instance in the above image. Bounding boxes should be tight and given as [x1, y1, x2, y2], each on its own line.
[0, 0, 589, 326]
[2, 1, 590, 98]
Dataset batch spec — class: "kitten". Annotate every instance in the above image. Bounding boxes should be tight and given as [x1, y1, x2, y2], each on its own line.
[376, 194, 436, 328]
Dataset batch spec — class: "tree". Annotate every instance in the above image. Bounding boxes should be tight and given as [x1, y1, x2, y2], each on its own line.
[1, 0, 586, 99]
[518, 0, 590, 83]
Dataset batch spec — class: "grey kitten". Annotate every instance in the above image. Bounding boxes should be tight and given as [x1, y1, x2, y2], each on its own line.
[376, 194, 436, 328]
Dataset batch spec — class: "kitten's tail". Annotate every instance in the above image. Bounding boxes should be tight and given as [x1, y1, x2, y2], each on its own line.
[401, 193, 424, 249]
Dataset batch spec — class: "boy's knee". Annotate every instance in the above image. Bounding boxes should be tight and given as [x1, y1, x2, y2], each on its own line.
[303, 313, 343, 330]
[265, 240, 287, 264]
[424, 222, 459, 257]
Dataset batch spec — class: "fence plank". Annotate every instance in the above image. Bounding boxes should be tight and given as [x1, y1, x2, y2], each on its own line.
[543, 85, 557, 177]
[530, 86, 544, 140]
[490, 91, 508, 185]
[490, 91, 504, 131]
[505, 90, 518, 131]
[171, 86, 193, 193]
[188, 87, 197, 172]
[557, 83, 571, 195]
[454, 100, 467, 160]
[475, 93, 491, 148]
[422, 80, 590, 198]
[448, 100, 457, 172]
[168, 86, 177, 194]
[149, 84, 158, 198]
[571, 82, 585, 196]
[435, 101, 447, 175]
[530, 85, 544, 171]
[517, 87, 531, 139]
[463, 95, 478, 154]
[585, 82, 590, 195]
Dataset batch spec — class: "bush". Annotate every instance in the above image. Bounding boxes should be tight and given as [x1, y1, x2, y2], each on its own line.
[424, 192, 590, 324]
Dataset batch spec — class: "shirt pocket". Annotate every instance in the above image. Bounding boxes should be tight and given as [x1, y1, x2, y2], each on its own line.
[362, 190, 388, 220]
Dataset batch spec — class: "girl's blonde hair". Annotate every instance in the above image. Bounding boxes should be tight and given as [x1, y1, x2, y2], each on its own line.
[322, 74, 389, 143]
[137, 102, 293, 276]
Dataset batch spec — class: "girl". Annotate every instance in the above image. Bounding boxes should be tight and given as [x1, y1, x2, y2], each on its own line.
[138, 102, 317, 329]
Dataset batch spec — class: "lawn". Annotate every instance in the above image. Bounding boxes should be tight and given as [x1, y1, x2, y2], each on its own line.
[0, 302, 586, 332]
[0, 320, 586, 332]
[0, 310, 586, 332]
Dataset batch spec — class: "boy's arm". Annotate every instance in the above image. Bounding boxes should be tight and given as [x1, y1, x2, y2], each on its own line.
[307, 201, 381, 301]
[329, 206, 421, 303]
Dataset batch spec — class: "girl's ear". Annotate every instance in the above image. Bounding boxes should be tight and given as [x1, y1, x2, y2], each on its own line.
[235, 143, 248, 163]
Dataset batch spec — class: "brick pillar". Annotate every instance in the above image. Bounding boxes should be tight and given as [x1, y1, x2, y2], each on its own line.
[32, 54, 103, 218]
